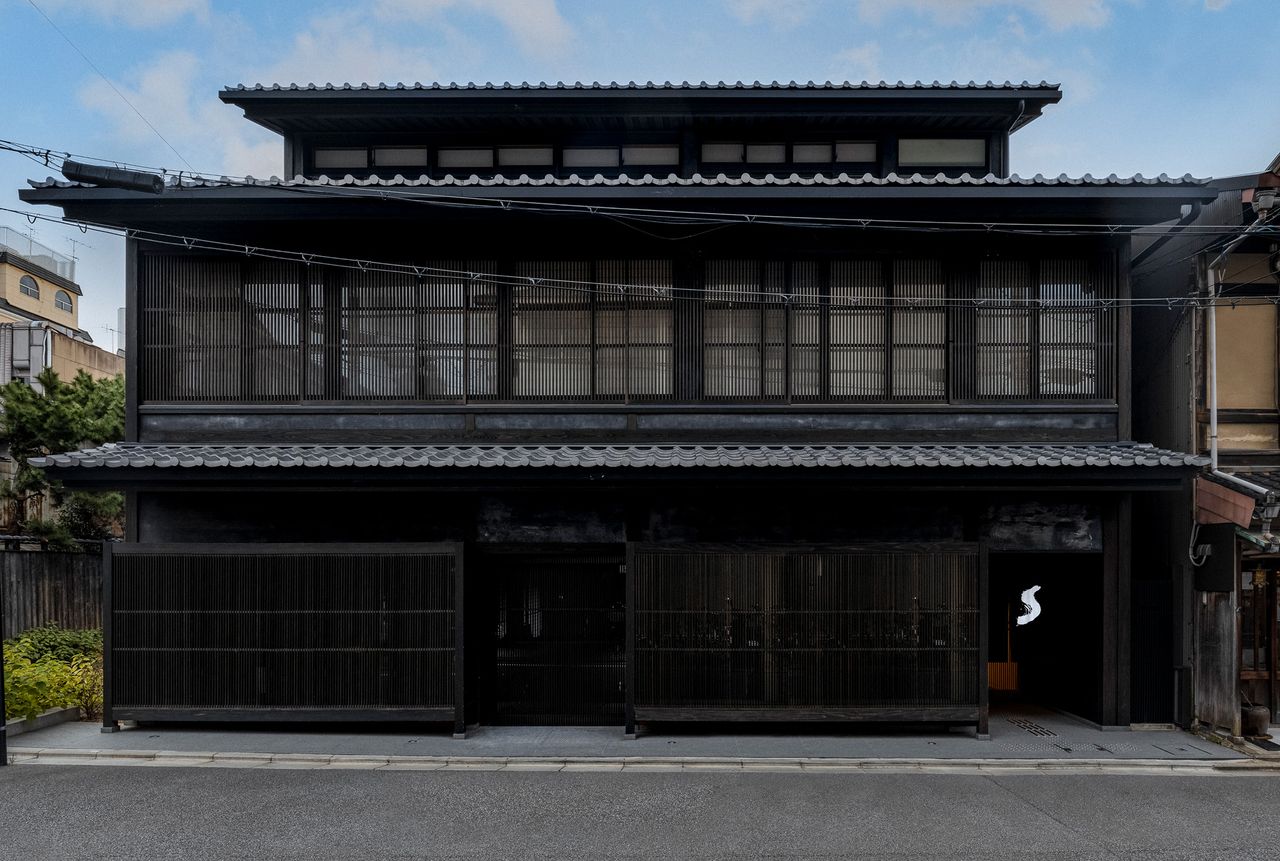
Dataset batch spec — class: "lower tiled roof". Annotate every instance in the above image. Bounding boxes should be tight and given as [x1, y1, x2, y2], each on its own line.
[30, 172, 1206, 190]
[34, 443, 1207, 471]
[1208, 470, 1280, 500]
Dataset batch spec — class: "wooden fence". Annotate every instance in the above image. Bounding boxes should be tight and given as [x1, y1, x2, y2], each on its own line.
[1, 550, 103, 636]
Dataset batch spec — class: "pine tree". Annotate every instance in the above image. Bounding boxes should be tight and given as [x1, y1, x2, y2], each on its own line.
[0, 369, 125, 545]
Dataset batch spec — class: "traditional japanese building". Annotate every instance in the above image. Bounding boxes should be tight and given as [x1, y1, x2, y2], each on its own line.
[23, 81, 1213, 736]
[1133, 153, 1280, 738]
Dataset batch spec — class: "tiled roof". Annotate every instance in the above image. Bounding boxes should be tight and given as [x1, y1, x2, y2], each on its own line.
[222, 80, 1060, 93]
[1208, 470, 1280, 500]
[35, 443, 1207, 471]
[27, 171, 1208, 190]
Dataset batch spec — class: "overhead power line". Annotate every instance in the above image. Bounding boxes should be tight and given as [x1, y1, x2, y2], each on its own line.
[3, 204, 1276, 311]
[21, 2, 194, 172]
[0, 136, 1269, 237]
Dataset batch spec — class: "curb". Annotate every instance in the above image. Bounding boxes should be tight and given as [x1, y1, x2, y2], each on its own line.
[3, 707, 82, 739]
[8, 747, 1277, 775]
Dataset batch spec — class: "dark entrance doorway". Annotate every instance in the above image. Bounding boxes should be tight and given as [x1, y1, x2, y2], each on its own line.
[988, 553, 1103, 724]
[481, 548, 626, 725]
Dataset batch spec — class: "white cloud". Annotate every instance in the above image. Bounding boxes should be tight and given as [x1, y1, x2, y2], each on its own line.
[255, 11, 439, 87]
[725, 0, 818, 27]
[854, 1, 1112, 30]
[37, 0, 208, 28]
[1204, 0, 1232, 8]
[375, 0, 573, 60]
[78, 50, 278, 178]
[831, 42, 882, 81]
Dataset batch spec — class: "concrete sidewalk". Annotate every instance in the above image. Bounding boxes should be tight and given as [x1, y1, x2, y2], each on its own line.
[6, 705, 1255, 772]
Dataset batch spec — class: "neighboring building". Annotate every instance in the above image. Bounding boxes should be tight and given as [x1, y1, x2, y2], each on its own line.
[0, 225, 89, 339]
[1133, 154, 1280, 737]
[24, 81, 1212, 736]
[0, 227, 125, 527]
[0, 225, 123, 388]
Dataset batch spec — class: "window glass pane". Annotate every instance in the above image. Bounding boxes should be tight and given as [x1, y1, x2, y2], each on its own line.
[704, 261, 785, 399]
[438, 148, 494, 169]
[621, 145, 680, 166]
[835, 141, 877, 162]
[54, 290, 73, 312]
[830, 261, 886, 399]
[497, 147, 554, 167]
[898, 138, 986, 167]
[563, 148, 619, 168]
[513, 262, 594, 397]
[596, 260, 674, 398]
[788, 262, 821, 398]
[18, 275, 40, 298]
[792, 143, 833, 163]
[462, 261, 500, 398]
[976, 261, 1031, 398]
[143, 257, 243, 402]
[313, 148, 368, 169]
[342, 270, 417, 399]
[373, 147, 429, 168]
[701, 142, 744, 163]
[746, 143, 787, 163]
[1039, 259, 1108, 398]
[891, 259, 947, 399]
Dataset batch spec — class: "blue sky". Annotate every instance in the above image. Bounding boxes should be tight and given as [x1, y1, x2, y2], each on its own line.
[1, 0, 1277, 340]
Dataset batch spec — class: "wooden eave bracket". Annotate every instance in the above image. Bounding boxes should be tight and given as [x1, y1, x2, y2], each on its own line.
[1196, 475, 1256, 527]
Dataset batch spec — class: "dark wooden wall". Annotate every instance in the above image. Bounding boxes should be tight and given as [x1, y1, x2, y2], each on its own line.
[1, 551, 102, 635]
[133, 488, 1104, 551]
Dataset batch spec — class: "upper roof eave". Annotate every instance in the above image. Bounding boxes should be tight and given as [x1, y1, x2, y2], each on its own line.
[220, 80, 1063, 99]
[218, 80, 1063, 135]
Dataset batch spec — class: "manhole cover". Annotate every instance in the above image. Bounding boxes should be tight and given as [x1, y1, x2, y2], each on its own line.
[1006, 717, 1057, 737]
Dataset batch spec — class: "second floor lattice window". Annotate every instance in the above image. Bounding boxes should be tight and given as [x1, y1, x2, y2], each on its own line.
[139, 253, 1115, 405]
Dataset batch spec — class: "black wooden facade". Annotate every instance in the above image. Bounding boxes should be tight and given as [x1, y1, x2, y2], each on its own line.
[23, 81, 1214, 734]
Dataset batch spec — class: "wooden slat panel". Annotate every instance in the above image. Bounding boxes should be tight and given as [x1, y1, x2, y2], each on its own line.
[1, 551, 102, 635]
[108, 544, 458, 718]
[632, 544, 984, 721]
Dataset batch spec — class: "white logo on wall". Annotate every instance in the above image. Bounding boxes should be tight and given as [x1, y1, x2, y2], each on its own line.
[1017, 586, 1042, 626]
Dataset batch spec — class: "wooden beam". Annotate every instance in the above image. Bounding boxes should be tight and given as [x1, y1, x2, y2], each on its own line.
[1195, 476, 1256, 527]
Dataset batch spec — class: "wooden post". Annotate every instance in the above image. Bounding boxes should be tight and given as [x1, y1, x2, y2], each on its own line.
[453, 542, 466, 739]
[101, 541, 118, 732]
[624, 542, 636, 738]
[978, 544, 990, 739]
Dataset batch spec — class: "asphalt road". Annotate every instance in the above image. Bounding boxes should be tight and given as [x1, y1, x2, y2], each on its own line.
[2, 764, 1279, 860]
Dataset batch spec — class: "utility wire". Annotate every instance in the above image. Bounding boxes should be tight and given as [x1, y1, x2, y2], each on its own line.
[0, 136, 1267, 237]
[21, 2, 195, 172]
[4, 204, 1276, 310]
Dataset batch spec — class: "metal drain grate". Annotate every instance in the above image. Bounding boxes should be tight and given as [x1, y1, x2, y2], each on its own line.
[1006, 717, 1058, 737]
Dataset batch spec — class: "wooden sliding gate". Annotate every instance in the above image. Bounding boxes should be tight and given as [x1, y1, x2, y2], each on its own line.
[627, 544, 987, 732]
[103, 543, 463, 730]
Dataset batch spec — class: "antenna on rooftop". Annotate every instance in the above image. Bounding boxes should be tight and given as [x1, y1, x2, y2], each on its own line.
[66, 235, 92, 265]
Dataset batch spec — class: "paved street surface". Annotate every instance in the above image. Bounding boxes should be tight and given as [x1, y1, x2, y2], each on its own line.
[2, 764, 1279, 860]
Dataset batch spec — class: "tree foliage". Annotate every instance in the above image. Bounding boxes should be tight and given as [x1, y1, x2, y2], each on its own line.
[0, 368, 125, 541]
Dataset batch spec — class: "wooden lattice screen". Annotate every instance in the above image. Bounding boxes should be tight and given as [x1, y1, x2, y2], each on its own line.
[628, 544, 987, 730]
[104, 543, 462, 729]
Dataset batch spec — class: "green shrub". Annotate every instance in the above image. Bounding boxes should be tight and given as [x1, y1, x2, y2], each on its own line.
[7, 623, 102, 663]
[4, 645, 76, 721]
[3, 625, 104, 721]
